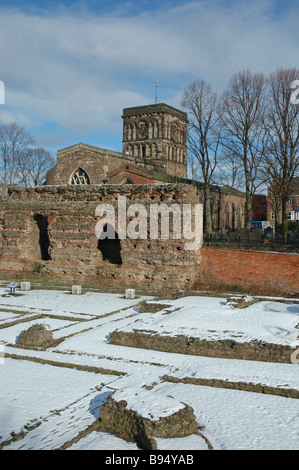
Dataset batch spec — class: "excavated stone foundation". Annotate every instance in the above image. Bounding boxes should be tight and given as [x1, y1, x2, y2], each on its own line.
[110, 330, 296, 364]
[98, 388, 200, 450]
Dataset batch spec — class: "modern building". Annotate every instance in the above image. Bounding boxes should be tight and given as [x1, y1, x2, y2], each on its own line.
[267, 177, 299, 227]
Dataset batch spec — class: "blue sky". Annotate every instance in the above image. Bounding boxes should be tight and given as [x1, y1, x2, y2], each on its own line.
[0, 0, 298, 159]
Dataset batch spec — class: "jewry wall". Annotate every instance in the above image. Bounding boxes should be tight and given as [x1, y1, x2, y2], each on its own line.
[0, 184, 203, 290]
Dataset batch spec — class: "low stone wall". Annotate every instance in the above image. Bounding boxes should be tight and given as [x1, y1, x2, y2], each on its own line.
[110, 330, 296, 364]
[162, 375, 299, 399]
[98, 390, 199, 450]
[195, 247, 299, 297]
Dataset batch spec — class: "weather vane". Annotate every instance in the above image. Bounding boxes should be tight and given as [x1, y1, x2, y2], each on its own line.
[155, 80, 160, 104]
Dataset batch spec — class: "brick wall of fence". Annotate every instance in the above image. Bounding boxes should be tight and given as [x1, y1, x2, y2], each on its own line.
[195, 247, 299, 297]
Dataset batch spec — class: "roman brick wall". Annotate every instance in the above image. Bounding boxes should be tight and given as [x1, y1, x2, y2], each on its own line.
[0, 184, 203, 290]
[195, 247, 299, 296]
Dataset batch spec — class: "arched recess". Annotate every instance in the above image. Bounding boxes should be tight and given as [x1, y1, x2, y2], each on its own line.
[232, 203, 236, 230]
[97, 223, 122, 265]
[225, 202, 232, 229]
[237, 204, 243, 229]
[121, 177, 134, 184]
[69, 168, 90, 185]
[33, 214, 51, 260]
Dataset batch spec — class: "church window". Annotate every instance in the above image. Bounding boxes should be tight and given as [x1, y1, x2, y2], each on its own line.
[237, 204, 243, 229]
[124, 177, 134, 184]
[140, 144, 146, 158]
[148, 121, 153, 139]
[70, 168, 90, 185]
[225, 202, 232, 229]
[137, 120, 148, 139]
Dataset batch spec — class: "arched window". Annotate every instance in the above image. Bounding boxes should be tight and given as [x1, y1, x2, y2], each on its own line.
[225, 202, 232, 229]
[140, 144, 146, 158]
[123, 177, 134, 184]
[127, 144, 133, 156]
[237, 204, 243, 229]
[232, 203, 236, 230]
[148, 121, 153, 139]
[70, 168, 90, 185]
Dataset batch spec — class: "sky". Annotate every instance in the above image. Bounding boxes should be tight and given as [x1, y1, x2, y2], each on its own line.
[0, 0, 298, 159]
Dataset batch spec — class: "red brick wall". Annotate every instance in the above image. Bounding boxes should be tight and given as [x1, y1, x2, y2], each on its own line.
[195, 247, 299, 296]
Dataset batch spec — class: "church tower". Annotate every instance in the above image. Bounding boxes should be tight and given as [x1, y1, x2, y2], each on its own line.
[122, 103, 188, 178]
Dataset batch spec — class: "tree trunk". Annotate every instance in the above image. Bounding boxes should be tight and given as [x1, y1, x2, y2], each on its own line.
[281, 199, 289, 243]
[274, 209, 280, 232]
[204, 183, 213, 237]
[244, 166, 253, 230]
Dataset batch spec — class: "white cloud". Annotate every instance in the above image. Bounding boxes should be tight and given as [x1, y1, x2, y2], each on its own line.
[0, 0, 298, 150]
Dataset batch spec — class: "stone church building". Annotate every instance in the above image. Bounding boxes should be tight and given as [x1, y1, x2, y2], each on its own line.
[46, 102, 246, 233]
[46, 103, 188, 185]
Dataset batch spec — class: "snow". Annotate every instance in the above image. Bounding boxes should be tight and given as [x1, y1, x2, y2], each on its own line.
[0, 288, 143, 316]
[68, 432, 139, 451]
[0, 286, 298, 450]
[154, 382, 299, 451]
[114, 296, 299, 347]
[0, 358, 113, 446]
[112, 386, 185, 420]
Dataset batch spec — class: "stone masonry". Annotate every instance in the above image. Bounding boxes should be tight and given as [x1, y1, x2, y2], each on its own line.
[0, 184, 203, 290]
[122, 103, 188, 178]
[46, 103, 188, 186]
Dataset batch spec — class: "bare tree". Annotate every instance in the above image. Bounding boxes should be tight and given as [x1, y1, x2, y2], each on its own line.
[212, 151, 245, 190]
[181, 79, 221, 236]
[0, 123, 35, 196]
[219, 70, 267, 230]
[267, 178, 282, 231]
[18, 147, 55, 187]
[0, 123, 54, 197]
[263, 67, 299, 241]
[187, 152, 201, 181]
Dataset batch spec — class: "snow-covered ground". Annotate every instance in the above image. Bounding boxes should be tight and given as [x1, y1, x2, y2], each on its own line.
[112, 295, 299, 346]
[0, 285, 298, 450]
